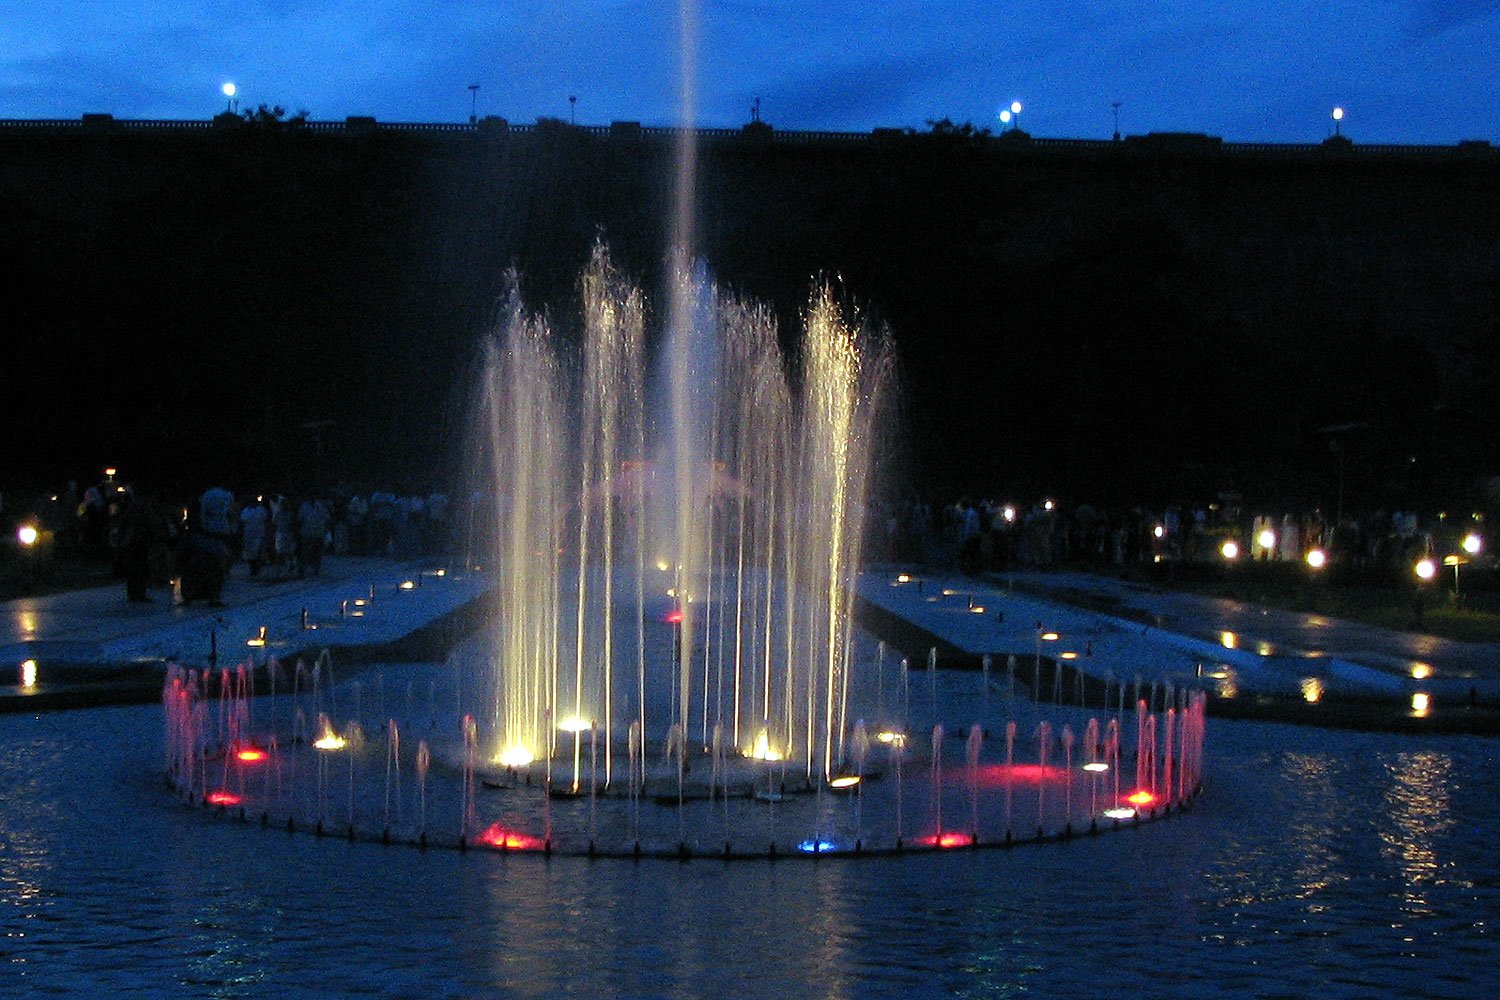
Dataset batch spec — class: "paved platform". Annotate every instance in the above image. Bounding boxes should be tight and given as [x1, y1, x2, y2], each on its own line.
[855, 566, 1500, 733]
[1, 556, 492, 709]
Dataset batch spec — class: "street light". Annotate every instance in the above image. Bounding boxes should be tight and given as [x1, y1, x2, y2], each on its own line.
[1462, 533, 1482, 556]
[1305, 548, 1327, 570]
[1414, 557, 1437, 581]
[221, 82, 237, 114]
[1331, 106, 1344, 137]
[1010, 100, 1023, 131]
[17, 524, 39, 547]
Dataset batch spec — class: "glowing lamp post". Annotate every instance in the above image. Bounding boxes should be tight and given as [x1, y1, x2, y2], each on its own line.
[1010, 100, 1023, 131]
[1305, 548, 1327, 570]
[1414, 557, 1437, 582]
[221, 82, 237, 114]
[1331, 106, 1344, 137]
[1220, 539, 1240, 561]
[17, 524, 39, 547]
[1462, 533, 1482, 556]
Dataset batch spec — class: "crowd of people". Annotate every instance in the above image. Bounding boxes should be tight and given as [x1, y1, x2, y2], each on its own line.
[12, 476, 458, 605]
[875, 495, 1488, 576]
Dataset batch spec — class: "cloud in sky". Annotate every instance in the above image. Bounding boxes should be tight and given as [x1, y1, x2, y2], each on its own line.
[1, 0, 1496, 142]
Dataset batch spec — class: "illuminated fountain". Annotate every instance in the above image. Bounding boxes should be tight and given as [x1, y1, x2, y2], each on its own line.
[477, 244, 892, 794]
[159, 251, 1209, 858]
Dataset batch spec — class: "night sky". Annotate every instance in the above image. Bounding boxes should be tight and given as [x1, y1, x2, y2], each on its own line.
[4, 1, 1499, 143]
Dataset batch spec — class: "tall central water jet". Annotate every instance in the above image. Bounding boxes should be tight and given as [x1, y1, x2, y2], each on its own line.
[477, 245, 890, 790]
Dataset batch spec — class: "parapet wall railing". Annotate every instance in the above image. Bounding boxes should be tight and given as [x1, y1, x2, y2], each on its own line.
[1, 114, 1494, 161]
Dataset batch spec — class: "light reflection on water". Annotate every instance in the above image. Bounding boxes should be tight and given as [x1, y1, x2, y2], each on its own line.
[1, 700, 1498, 997]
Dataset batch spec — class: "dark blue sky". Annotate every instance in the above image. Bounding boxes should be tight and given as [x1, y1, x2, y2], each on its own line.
[5, 1, 1498, 143]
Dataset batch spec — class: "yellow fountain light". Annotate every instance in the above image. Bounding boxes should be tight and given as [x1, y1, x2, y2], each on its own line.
[313, 723, 347, 751]
[970, 605, 986, 614]
[875, 730, 906, 747]
[749, 731, 783, 761]
[20, 659, 38, 689]
[1060, 651, 1078, 659]
[1305, 548, 1327, 569]
[1412, 692, 1431, 717]
[17, 525, 39, 547]
[399, 580, 415, 590]
[1040, 631, 1060, 642]
[104, 467, 117, 478]
[829, 775, 861, 789]
[896, 573, 912, 583]
[1082, 762, 1109, 773]
[1103, 807, 1136, 820]
[353, 598, 367, 607]
[246, 626, 268, 648]
[557, 716, 592, 734]
[1411, 662, 1433, 680]
[656, 559, 670, 572]
[1220, 631, 1238, 650]
[1300, 677, 1324, 704]
[1221, 540, 1240, 560]
[941, 588, 959, 597]
[496, 747, 535, 767]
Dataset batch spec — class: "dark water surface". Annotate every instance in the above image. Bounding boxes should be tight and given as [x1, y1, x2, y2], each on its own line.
[2, 695, 1497, 997]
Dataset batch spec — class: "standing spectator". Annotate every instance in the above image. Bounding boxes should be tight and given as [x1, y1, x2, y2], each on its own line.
[297, 495, 331, 577]
[240, 496, 270, 577]
[199, 485, 235, 544]
[273, 495, 299, 578]
[120, 487, 156, 602]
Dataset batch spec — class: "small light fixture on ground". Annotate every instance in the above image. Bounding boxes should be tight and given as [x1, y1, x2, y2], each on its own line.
[828, 775, 861, 790]
[1301, 677, 1324, 703]
[246, 626, 268, 648]
[20, 659, 38, 689]
[874, 730, 906, 747]
[1411, 692, 1431, 717]
[1040, 631, 1059, 641]
[496, 747, 535, 767]
[1082, 761, 1109, 773]
[1103, 807, 1136, 820]
[1411, 662, 1433, 680]
[556, 716, 592, 734]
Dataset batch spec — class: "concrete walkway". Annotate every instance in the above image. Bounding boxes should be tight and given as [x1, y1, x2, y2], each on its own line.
[1, 556, 492, 707]
[995, 570, 1500, 689]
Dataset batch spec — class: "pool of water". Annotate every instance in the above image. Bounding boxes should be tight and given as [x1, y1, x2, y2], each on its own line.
[3, 677, 1497, 997]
